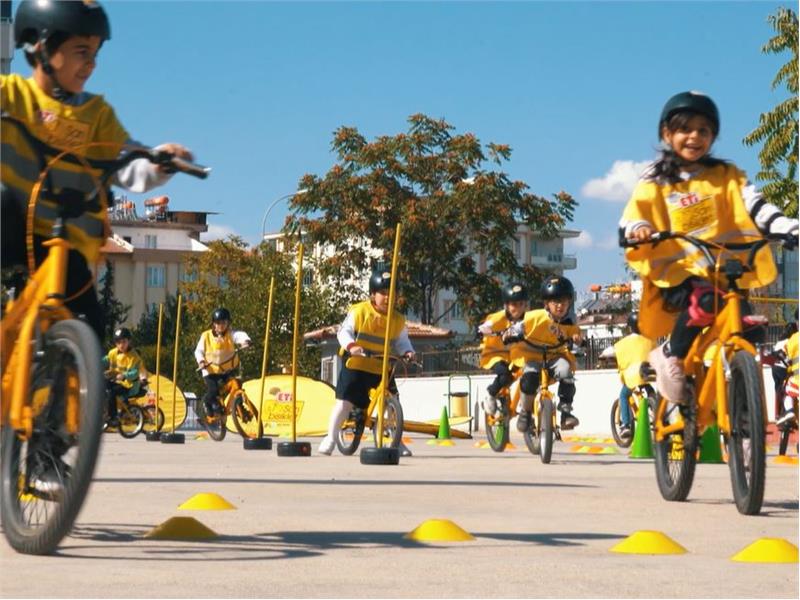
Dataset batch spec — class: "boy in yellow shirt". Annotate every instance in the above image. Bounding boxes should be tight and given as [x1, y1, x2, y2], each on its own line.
[102, 328, 144, 427]
[506, 276, 582, 432]
[477, 282, 528, 416]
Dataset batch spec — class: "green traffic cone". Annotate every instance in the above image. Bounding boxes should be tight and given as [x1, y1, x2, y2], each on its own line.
[698, 424, 724, 463]
[437, 406, 451, 440]
[629, 400, 653, 459]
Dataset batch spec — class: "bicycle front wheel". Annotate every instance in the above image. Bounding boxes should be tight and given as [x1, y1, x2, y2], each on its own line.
[653, 397, 696, 502]
[610, 398, 634, 448]
[197, 402, 226, 441]
[336, 409, 366, 455]
[538, 396, 554, 464]
[1, 319, 104, 555]
[485, 409, 510, 453]
[373, 395, 404, 448]
[231, 393, 259, 440]
[118, 404, 144, 439]
[726, 351, 765, 515]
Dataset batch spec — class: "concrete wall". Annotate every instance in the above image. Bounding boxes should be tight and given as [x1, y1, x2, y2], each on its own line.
[394, 367, 778, 436]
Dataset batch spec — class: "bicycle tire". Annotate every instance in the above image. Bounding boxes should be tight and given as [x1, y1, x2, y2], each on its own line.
[336, 409, 366, 455]
[1, 319, 104, 555]
[653, 396, 696, 502]
[231, 392, 259, 440]
[197, 402, 226, 441]
[538, 397, 554, 464]
[372, 394, 404, 449]
[485, 410, 509, 452]
[726, 351, 765, 515]
[609, 398, 635, 448]
[118, 404, 144, 439]
[143, 407, 165, 433]
[778, 428, 790, 456]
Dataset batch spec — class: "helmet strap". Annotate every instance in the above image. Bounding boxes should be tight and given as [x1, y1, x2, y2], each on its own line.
[35, 45, 74, 102]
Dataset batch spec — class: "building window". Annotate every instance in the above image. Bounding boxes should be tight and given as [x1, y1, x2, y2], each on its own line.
[123, 236, 132, 244]
[180, 267, 198, 283]
[303, 271, 314, 286]
[146, 265, 165, 288]
[511, 236, 521, 259]
[145, 234, 157, 249]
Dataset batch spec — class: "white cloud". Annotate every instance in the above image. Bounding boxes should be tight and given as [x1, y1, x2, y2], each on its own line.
[596, 234, 619, 250]
[201, 223, 238, 242]
[564, 231, 594, 250]
[581, 160, 651, 202]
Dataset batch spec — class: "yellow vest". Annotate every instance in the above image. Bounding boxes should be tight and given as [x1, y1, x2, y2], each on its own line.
[201, 329, 239, 374]
[479, 309, 515, 369]
[1, 74, 129, 264]
[614, 333, 655, 389]
[105, 347, 144, 390]
[341, 300, 406, 375]
[622, 163, 777, 339]
[788, 332, 799, 387]
[509, 309, 579, 369]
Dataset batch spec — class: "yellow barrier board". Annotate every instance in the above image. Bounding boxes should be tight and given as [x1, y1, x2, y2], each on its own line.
[134, 374, 187, 432]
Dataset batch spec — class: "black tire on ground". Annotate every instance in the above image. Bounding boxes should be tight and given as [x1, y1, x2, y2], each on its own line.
[726, 351, 766, 515]
[336, 409, 366, 456]
[0, 319, 104, 555]
[372, 395, 404, 449]
[231, 393, 259, 440]
[360, 446, 400, 465]
[653, 396, 697, 502]
[610, 398, 634, 448]
[118, 404, 144, 439]
[538, 397, 554, 464]
[485, 410, 509, 452]
[197, 402, 226, 441]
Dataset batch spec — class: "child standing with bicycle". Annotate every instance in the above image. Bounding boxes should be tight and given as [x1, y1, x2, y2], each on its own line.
[102, 327, 144, 427]
[505, 276, 583, 432]
[1, 0, 194, 339]
[195, 308, 252, 417]
[619, 91, 798, 405]
[477, 282, 528, 416]
[318, 270, 416, 456]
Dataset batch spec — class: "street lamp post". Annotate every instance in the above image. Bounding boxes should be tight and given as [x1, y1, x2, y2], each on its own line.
[260, 189, 308, 241]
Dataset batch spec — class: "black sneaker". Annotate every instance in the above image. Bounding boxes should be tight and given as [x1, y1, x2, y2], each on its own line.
[516, 411, 532, 432]
[558, 403, 579, 430]
[619, 424, 632, 441]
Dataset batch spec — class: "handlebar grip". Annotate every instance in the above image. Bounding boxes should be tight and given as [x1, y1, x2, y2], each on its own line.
[171, 156, 211, 179]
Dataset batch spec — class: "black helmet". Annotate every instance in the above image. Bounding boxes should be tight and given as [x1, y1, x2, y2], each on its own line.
[211, 307, 231, 323]
[14, 0, 111, 49]
[627, 311, 640, 335]
[659, 91, 720, 137]
[503, 282, 529, 303]
[540, 276, 575, 301]
[368, 270, 392, 294]
[113, 327, 132, 341]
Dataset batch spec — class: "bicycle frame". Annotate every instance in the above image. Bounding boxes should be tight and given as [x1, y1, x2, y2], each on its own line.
[533, 367, 557, 432]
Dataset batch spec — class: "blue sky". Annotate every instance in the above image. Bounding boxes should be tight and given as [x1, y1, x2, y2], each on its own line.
[10, 1, 793, 296]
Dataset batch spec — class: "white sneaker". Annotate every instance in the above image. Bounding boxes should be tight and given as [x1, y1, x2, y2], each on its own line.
[318, 436, 335, 456]
[483, 396, 498, 415]
[400, 442, 412, 457]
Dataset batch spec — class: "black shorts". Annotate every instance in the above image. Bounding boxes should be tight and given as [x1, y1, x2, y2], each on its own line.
[335, 365, 386, 409]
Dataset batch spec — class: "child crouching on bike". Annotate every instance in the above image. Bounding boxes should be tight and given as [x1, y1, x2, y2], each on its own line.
[195, 308, 251, 416]
[477, 282, 528, 416]
[505, 276, 582, 431]
[318, 270, 416, 456]
[1, 0, 194, 340]
[619, 91, 799, 406]
[102, 327, 144, 427]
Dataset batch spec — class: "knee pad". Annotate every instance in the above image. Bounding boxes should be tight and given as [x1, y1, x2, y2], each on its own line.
[497, 369, 514, 389]
[520, 371, 539, 395]
[686, 283, 721, 327]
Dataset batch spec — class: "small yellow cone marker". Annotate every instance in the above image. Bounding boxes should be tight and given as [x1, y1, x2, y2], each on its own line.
[437, 439, 456, 447]
[145, 516, 217, 540]
[773, 455, 799, 466]
[404, 519, 475, 542]
[178, 492, 236, 511]
[426, 439, 439, 446]
[194, 432, 209, 440]
[610, 530, 687, 555]
[731, 538, 799, 563]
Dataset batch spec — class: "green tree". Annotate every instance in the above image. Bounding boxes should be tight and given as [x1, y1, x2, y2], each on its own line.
[133, 236, 346, 391]
[743, 7, 798, 217]
[286, 114, 577, 326]
[98, 260, 129, 347]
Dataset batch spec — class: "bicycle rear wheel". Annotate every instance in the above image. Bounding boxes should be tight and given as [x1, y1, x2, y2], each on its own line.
[336, 409, 366, 455]
[197, 402, 226, 441]
[372, 394, 404, 449]
[726, 351, 765, 515]
[610, 398, 634, 448]
[143, 407, 165, 433]
[118, 404, 144, 439]
[231, 392, 259, 439]
[1, 319, 104, 555]
[653, 397, 696, 502]
[538, 396, 554, 464]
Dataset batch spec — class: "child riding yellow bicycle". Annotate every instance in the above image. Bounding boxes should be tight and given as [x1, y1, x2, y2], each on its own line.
[102, 327, 144, 428]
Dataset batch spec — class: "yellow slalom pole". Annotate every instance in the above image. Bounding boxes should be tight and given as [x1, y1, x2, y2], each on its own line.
[154, 303, 163, 429]
[258, 277, 276, 437]
[170, 294, 183, 433]
[290, 244, 304, 443]
[376, 223, 402, 449]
